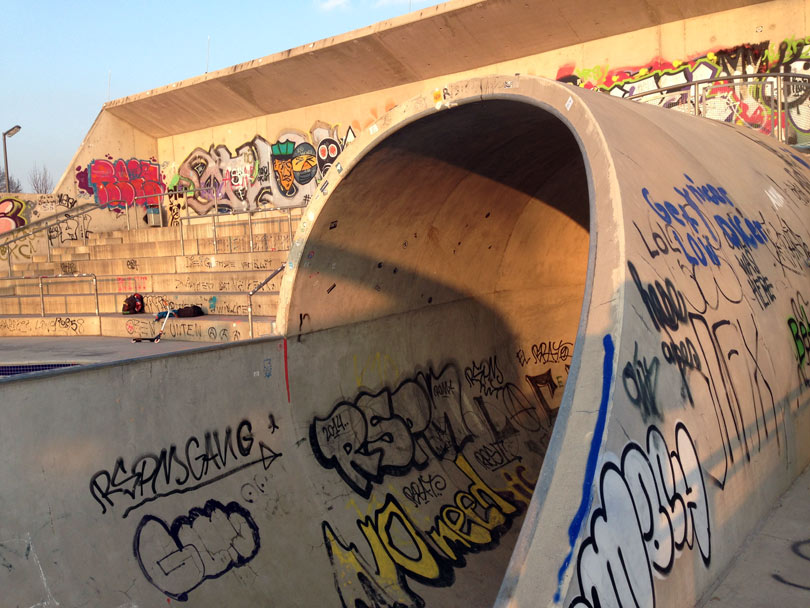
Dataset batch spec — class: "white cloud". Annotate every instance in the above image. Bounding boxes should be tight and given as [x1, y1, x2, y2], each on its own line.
[317, 0, 350, 10]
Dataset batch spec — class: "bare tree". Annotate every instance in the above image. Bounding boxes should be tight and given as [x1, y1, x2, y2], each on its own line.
[29, 163, 53, 194]
[0, 168, 22, 193]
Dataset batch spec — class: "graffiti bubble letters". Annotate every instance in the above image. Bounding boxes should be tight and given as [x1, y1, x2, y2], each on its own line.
[310, 365, 468, 499]
[87, 157, 165, 209]
[0, 197, 28, 233]
[323, 453, 525, 608]
[89, 417, 281, 518]
[568, 423, 710, 608]
[134, 499, 260, 601]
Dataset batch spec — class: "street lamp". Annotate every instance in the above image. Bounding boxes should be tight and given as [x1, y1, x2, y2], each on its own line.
[3, 125, 21, 193]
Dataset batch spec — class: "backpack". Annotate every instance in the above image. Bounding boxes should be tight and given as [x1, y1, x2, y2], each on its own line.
[122, 293, 145, 314]
[176, 305, 204, 318]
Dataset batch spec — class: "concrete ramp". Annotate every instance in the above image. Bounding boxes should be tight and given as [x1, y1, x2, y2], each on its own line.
[2, 76, 809, 607]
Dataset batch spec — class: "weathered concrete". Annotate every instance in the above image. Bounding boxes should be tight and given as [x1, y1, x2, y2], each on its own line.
[1, 76, 809, 607]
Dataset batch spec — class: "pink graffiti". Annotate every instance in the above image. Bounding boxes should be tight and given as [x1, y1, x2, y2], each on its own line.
[117, 276, 148, 293]
[0, 197, 27, 234]
[88, 158, 165, 209]
[75, 166, 94, 195]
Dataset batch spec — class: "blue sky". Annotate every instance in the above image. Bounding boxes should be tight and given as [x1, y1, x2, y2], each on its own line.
[1, 0, 448, 191]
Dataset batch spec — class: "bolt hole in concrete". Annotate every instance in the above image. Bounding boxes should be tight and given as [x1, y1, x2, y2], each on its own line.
[285, 100, 590, 603]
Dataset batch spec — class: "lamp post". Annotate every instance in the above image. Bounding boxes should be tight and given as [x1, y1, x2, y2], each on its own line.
[3, 125, 21, 193]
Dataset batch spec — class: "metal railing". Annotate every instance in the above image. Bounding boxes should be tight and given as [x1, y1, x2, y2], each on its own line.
[0, 186, 306, 277]
[247, 264, 285, 339]
[0, 273, 99, 317]
[627, 72, 810, 145]
[0, 202, 97, 277]
[174, 188, 304, 256]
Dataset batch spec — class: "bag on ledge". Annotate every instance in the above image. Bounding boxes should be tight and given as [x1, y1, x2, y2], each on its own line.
[122, 293, 145, 314]
[176, 305, 204, 318]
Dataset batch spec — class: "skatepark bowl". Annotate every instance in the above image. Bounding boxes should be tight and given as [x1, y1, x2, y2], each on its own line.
[2, 76, 810, 607]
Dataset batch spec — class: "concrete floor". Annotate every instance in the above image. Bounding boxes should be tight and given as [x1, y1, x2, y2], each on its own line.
[0, 335, 208, 368]
[701, 463, 810, 606]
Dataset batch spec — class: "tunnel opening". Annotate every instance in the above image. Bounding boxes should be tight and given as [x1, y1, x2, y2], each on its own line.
[289, 98, 591, 415]
[288, 98, 592, 605]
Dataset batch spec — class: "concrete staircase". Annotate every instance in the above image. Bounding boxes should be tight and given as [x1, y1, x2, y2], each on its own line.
[0, 209, 301, 343]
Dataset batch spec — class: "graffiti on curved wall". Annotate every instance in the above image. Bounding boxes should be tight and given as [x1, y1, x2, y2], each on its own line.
[168, 122, 355, 217]
[556, 133, 810, 606]
[557, 36, 810, 142]
[310, 356, 560, 608]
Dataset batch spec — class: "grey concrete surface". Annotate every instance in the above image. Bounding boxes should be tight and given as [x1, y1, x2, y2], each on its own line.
[0, 335, 208, 367]
[701, 463, 810, 607]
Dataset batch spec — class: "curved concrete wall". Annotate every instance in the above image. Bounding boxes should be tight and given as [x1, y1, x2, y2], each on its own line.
[1, 76, 809, 607]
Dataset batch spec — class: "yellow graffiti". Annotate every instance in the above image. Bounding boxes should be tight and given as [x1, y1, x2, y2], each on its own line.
[323, 452, 522, 607]
[352, 351, 400, 388]
[0, 232, 36, 262]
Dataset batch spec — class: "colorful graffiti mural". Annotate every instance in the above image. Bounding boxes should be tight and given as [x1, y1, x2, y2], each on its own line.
[557, 36, 810, 142]
[83, 156, 165, 210]
[167, 122, 354, 216]
[0, 197, 28, 234]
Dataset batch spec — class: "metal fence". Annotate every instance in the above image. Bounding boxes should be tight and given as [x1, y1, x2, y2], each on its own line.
[627, 72, 810, 146]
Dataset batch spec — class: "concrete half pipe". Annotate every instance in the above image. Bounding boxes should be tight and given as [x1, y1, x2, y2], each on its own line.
[1, 76, 809, 607]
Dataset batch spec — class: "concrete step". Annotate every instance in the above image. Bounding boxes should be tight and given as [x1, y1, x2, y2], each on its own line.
[11, 249, 289, 277]
[0, 291, 279, 316]
[83, 233, 292, 260]
[0, 313, 276, 342]
[92, 212, 301, 245]
[49, 252, 91, 262]
[6, 268, 285, 296]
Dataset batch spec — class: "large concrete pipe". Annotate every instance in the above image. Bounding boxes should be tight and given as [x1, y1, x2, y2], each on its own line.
[1, 76, 809, 608]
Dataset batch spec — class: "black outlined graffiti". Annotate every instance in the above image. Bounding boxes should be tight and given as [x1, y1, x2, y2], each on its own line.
[525, 369, 560, 423]
[568, 423, 710, 608]
[311, 360, 546, 499]
[322, 453, 531, 608]
[134, 499, 260, 601]
[310, 364, 470, 499]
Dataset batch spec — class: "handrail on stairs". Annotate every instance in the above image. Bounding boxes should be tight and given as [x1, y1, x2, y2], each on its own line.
[0, 202, 98, 277]
[0, 273, 99, 317]
[1, 187, 306, 278]
[247, 264, 284, 339]
[172, 187, 305, 256]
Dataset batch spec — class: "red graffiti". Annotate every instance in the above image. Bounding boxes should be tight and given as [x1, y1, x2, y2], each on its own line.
[0, 197, 27, 234]
[117, 276, 148, 293]
[88, 158, 164, 209]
